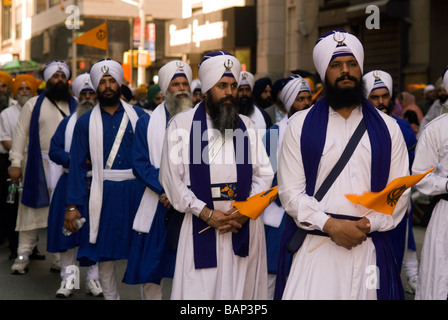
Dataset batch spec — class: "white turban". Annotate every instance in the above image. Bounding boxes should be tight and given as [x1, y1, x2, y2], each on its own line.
[72, 73, 95, 99]
[198, 51, 241, 94]
[43, 60, 71, 82]
[443, 67, 448, 93]
[280, 75, 311, 112]
[313, 30, 364, 81]
[363, 70, 393, 99]
[90, 59, 123, 90]
[238, 71, 255, 90]
[158, 60, 193, 95]
[190, 79, 202, 94]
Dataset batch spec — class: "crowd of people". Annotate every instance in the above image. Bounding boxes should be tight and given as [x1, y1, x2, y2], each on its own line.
[0, 29, 447, 300]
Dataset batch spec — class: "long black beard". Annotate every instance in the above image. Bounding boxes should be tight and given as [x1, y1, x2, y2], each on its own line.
[98, 87, 121, 107]
[238, 95, 255, 117]
[324, 76, 366, 110]
[46, 81, 71, 102]
[207, 94, 239, 134]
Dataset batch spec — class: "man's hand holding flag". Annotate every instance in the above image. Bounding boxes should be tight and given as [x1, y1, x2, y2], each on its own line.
[199, 186, 278, 234]
[309, 168, 434, 252]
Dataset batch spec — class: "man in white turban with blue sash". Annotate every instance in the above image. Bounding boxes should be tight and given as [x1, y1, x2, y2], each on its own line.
[159, 51, 274, 299]
[9, 60, 77, 274]
[277, 31, 410, 300]
[47, 72, 103, 298]
[64, 59, 146, 300]
[123, 60, 193, 299]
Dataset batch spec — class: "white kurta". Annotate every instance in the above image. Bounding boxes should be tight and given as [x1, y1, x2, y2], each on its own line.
[159, 106, 274, 300]
[412, 114, 448, 300]
[9, 95, 70, 231]
[0, 101, 21, 147]
[278, 106, 409, 300]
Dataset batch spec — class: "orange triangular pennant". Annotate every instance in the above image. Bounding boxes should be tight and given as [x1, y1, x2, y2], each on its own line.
[345, 168, 434, 215]
[232, 186, 278, 220]
[73, 21, 108, 50]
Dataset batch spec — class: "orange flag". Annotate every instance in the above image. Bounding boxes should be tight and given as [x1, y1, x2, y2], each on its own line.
[73, 21, 108, 50]
[232, 186, 278, 220]
[345, 168, 434, 215]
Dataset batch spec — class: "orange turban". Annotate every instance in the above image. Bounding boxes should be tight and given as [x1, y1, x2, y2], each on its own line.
[12, 74, 38, 97]
[0, 71, 13, 90]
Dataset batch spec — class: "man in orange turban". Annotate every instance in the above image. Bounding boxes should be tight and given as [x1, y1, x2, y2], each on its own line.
[11, 74, 38, 107]
[0, 71, 14, 112]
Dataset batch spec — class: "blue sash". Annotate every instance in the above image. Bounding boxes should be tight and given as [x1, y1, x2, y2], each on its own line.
[21, 92, 77, 208]
[275, 97, 404, 300]
[189, 102, 252, 269]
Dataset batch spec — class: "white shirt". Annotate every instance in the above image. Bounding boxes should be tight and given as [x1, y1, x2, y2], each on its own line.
[278, 105, 410, 299]
[0, 100, 21, 154]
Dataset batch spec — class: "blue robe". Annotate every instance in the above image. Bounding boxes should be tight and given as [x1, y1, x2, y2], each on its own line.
[47, 115, 87, 253]
[66, 104, 145, 263]
[123, 108, 177, 285]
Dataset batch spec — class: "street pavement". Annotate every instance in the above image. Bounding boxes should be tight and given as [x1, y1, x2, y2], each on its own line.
[0, 225, 426, 300]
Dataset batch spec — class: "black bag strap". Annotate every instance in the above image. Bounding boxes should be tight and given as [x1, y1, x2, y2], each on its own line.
[314, 119, 366, 201]
[286, 119, 366, 254]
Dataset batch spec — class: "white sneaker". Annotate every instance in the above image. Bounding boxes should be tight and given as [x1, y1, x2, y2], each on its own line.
[11, 255, 29, 274]
[406, 275, 418, 294]
[56, 280, 73, 298]
[86, 279, 103, 297]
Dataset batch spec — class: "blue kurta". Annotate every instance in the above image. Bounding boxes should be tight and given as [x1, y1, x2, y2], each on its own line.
[123, 108, 177, 285]
[47, 115, 87, 253]
[66, 104, 145, 263]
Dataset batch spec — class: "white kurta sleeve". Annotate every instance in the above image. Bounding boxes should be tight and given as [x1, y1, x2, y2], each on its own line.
[159, 116, 206, 217]
[412, 118, 448, 196]
[277, 117, 330, 231]
[9, 97, 35, 167]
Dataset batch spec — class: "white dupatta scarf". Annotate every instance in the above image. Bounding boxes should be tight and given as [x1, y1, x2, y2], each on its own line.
[132, 103, 167, 233]
[88, 100, 139, 244]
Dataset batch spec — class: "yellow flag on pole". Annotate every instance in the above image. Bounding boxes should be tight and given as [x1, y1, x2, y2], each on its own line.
[345, 168, 434, 215]
[232, 186, 278, 220]
[73, 21, 108, 50]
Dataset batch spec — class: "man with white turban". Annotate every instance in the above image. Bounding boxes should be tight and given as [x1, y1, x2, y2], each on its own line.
[364, 70, 419, 294]
[159, 51, 273, 299]
[261, 74, 312, 299]
[277, 31, 409, 300]
[9, 60, 77, 274]
[64, 59, 146, 300]
[46, 73, 102, 298]
[190, 78, 203, 105]
[237, 71, 272, 130]
[413, 67, 448, 300]
[123, 60, 193, 299]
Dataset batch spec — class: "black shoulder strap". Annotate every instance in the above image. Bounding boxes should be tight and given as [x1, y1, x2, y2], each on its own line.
[286, 118, 367, 255]
[314, 118, 366, 202]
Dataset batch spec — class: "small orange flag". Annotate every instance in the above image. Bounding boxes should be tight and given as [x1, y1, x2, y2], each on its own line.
[345, 168, 434, 215]
[73, 21, 108, 51]
[232, 186, 278, 220]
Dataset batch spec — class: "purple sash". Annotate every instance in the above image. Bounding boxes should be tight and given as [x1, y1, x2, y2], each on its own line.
[21, 92, 77, 208]
[189, 102, 252, 269]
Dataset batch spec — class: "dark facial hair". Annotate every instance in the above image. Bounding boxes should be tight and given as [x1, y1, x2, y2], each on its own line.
[324, 75, 366, 110]
[98, 86, 121, 106]
[46, 80, 71, 102]
[206, 94, 239, 134]
[238, 95, 255, 117]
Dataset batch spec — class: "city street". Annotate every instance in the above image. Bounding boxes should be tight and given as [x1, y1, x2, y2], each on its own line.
[0, 225, 426, 300]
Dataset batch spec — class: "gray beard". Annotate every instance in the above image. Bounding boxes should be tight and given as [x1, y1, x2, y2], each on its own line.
[77, 99, 96, 119]
[165, 91, 193, 116]
[16, 93, 33, 106]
